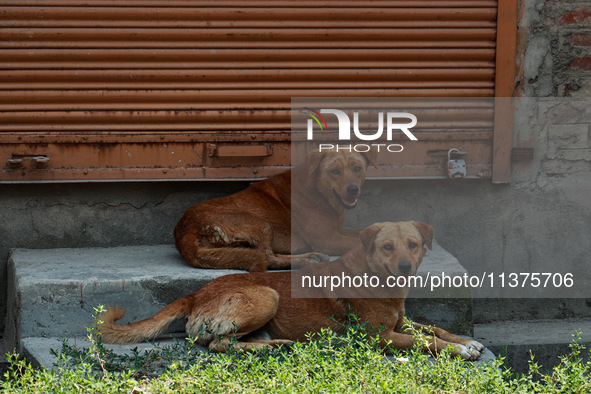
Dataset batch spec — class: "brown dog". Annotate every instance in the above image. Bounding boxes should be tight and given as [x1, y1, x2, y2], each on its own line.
[99, 222, 484, 360]
[174, 150, 376, 272]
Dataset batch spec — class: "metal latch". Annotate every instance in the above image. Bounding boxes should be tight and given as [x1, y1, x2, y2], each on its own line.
[447, 148, 466, 178]
[7, 155, 51, 169]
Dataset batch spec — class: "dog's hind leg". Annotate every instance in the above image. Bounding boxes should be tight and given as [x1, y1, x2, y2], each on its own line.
[176, 221, 327, 271]
[191, 285, 285, 352]
[176, 232, 268, 271]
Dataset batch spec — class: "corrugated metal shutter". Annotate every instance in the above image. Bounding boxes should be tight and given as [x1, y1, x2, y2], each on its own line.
[0, 0, 515, 182]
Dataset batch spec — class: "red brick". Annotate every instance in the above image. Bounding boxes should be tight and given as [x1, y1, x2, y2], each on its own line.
[571, 33, 591, 46]
[570, 56, 591, 70]
[561, 9, 591, 24]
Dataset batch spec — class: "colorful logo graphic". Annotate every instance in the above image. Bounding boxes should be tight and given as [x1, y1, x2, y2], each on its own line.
[302, 107, 328, 132]
[304, 108, 417, 142]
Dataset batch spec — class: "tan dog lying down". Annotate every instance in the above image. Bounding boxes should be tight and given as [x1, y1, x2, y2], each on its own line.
[99, 222, 484, 360]
[174, 150, 376, 272]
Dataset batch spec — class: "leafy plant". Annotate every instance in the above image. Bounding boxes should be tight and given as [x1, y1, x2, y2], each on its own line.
[2, 307, 590, 393]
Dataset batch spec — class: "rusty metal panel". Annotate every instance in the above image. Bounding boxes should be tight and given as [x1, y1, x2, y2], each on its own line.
[492, 0, 518, 183]
[0, 0, 512, 182]
[0, 136, 291, 182]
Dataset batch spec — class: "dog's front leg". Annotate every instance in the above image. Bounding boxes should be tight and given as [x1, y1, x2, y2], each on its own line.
[403, 323, 484, 360]
[269, 252, 329, 269]
[312, 233, 362, 256]
[269, 231, 330, 269]
[380, 327, 481, 361]
[209, 336, 293, 352]
[379, 329, 416, 352]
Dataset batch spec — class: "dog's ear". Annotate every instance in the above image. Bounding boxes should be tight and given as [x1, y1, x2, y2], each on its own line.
[412, 222, 433, 250]
[361, 150, 378, 168]
[360, 224, 381, 252]
[305, 151, 325, 176]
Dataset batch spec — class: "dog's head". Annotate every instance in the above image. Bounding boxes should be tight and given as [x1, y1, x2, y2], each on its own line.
[306, 150, 377, 210]
[359, 221, 433, 279]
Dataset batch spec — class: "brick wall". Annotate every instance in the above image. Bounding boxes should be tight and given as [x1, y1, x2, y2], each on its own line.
[514, 0, 591, 183]
[517, 0, 591, 97]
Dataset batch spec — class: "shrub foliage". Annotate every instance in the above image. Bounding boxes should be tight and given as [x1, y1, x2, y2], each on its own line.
[2, 308, 590, 393]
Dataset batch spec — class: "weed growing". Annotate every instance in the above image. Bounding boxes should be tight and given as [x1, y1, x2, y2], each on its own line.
[2, 307, 590, 393]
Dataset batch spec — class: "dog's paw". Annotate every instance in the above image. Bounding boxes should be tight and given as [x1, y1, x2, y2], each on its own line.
[310, 253, 330, 262]
[465, 340, 485, 353]
[452, 344, 482, 361]
[303, 253, 330, 264]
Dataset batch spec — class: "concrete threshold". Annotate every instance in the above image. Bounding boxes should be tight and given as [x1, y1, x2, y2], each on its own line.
[474, 318, 591, 373]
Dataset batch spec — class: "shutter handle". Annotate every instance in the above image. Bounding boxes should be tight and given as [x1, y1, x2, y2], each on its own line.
[208, 144, 273, 158]
[7, 155, 50, 169]
[7, 158, 24, 169]
[33, 156, 51, 168]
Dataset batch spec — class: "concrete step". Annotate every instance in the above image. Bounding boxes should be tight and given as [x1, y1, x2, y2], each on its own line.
[473, 298, 591, 323]
[7, 241, 474, 357]
[22, 336, 206, 371]
[474, 318, 591, 374]
[7, 244, 233, 353]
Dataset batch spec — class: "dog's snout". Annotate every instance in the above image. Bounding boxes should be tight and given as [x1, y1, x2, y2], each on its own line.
[347, 185, 359, 196]
[398, 262, 412, 275]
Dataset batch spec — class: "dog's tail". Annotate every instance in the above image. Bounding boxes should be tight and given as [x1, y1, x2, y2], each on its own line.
[98, 298, 190, 344]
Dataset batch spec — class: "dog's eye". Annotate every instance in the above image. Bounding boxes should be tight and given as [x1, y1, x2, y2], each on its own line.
[408, 242, 418, 249]
[330, 169, 340, 176]
[383, 243, 394, 251]
[353, 165, 362, 173]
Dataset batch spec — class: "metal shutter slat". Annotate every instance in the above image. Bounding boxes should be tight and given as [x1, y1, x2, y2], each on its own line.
[0, 0, 512, 181]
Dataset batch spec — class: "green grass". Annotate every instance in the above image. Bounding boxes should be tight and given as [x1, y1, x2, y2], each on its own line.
[2, 310, 591, 393]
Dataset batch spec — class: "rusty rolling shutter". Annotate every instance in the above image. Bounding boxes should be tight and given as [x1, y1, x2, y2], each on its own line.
[0, 0, 512, 182]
